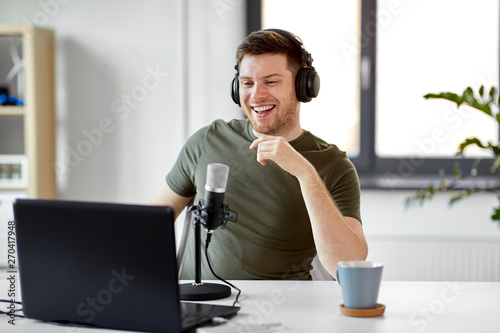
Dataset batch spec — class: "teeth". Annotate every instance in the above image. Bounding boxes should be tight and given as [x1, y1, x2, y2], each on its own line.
[253, 105, 273, 112]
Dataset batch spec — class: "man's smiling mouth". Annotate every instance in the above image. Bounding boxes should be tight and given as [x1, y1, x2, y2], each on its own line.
[252, 105, 275, 113]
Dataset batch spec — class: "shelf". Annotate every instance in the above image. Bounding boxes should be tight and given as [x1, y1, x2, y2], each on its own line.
[0, 25, 26, 35]
[0, 186, 28, 192]
[0, 25, 56, 199]
[0, 106, 24, 116]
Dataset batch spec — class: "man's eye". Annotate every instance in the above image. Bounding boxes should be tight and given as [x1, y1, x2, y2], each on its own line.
[241, 81, 253, 86]
[266, 81, 277, 85]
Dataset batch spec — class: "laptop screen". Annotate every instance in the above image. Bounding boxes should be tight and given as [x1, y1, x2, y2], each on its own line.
[14, 199, 183, 332]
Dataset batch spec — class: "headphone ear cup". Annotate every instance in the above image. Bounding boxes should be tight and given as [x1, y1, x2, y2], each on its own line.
[307, 70, 320, 100]
[231, 74, 240, 106]
[295, 67, 320, 103]
[295, 68, 308, 102]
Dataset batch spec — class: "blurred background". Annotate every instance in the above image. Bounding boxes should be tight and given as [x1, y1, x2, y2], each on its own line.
[0, 0, 499, 281]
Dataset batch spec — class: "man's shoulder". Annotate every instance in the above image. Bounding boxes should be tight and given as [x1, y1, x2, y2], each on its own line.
[301, 130, 346, 155]
[300, 131, 356, 170]
[206, 118, 252, 139]
[211, 118, 249, 130]
[188, 118, 247, 137]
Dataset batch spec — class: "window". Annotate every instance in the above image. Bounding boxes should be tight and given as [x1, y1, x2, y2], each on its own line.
[254, 0, 500, 188]
[262, 0, 359, 156]
[376, 0, 498, 159]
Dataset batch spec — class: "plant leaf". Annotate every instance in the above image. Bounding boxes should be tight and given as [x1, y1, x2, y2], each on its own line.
[491, 197, 500, 223]
[449, 193, 465, 205]
[453, 161, 462, 180]
[458, 137, 485, 152]
[489, 87, 496, 100]
[493, 155, 500, 172]
[458, 137, 500, 156]
[424, 87, 494, 117]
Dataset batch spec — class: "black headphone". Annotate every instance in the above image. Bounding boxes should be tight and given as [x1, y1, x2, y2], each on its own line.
[230, 29, 320, 106]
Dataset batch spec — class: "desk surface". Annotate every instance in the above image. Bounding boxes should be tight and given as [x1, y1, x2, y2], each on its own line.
[1, 280, 499, 332]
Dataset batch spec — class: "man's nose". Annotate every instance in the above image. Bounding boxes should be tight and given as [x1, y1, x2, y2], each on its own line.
[251, 83, 268, 101]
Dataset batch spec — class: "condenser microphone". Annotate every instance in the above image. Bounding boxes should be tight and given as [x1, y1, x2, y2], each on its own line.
[201, 163, 230, 232]
[180, 163, 237, 301]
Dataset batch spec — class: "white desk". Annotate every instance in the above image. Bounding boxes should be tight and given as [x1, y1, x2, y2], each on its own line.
[1, 280, 499, 332]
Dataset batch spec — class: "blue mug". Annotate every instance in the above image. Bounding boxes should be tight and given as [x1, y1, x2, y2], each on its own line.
[337, 261, 383, 309]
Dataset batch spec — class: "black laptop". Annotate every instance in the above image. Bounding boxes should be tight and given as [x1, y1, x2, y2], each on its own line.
[13, 199, 239, 333]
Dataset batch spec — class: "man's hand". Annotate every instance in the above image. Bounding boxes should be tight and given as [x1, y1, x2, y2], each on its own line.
[249, 135, 313, 179]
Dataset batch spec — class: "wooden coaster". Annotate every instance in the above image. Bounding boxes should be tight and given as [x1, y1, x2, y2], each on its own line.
[339, 303, 385, 317]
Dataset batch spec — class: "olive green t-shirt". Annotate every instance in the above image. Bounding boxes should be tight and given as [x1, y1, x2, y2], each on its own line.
[167, 119, 361, 280]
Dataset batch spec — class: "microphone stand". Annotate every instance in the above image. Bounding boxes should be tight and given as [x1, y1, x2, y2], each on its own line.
[178, 201, 237, 301]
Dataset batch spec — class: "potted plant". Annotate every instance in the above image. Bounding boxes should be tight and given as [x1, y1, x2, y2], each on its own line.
[405, 86, 500, 226]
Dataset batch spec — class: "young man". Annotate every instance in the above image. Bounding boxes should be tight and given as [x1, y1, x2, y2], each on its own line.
[152, 29, 367, 280]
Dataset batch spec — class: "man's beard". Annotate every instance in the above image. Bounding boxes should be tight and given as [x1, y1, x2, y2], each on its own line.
[244, 95, 300, 138]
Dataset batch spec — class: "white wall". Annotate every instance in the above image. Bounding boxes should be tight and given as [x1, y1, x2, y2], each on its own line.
[362, 190, 500, 239]
[0, 0, 244, 204]
[363, 190, 500, 281]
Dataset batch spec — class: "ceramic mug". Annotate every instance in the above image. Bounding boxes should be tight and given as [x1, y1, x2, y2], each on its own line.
[337, 261, 383, 309]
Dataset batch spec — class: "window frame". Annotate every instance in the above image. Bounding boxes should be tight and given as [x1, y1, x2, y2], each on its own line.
[247, 0, 500, 189]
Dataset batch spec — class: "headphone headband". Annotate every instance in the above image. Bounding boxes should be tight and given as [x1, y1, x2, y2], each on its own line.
[263, 28, 313, 68]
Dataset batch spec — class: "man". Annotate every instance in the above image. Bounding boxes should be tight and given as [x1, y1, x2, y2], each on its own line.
[152, 29, 367, 280]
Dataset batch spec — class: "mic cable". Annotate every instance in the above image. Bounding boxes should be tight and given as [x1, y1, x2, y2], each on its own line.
[204, 235, 241, 307]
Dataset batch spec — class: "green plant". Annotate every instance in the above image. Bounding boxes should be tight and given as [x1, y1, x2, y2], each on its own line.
[405, 86, 500, 225]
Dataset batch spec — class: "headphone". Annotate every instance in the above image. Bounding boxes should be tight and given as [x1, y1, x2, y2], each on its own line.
[230, 28, 320, 106]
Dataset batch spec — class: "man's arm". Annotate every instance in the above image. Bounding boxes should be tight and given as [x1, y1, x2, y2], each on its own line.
[250, 135, 368, 276]
[151, 182, 194, 221]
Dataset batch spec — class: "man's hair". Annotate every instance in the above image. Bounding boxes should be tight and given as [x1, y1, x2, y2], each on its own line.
[235, 30, 305, 75]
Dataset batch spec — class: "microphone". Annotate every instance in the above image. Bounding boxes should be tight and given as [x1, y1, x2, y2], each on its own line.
[189, 163, 237, 234]
[202, 163, 230, 232]
[180, 163, 238, 301]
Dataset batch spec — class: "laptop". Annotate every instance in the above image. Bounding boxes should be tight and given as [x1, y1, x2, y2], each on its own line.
[13, 198, 240, 333]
